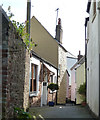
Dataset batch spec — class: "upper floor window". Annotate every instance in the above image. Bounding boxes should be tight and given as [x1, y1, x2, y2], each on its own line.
[93, 1, 96, 15]
[50, 75, 53, 83]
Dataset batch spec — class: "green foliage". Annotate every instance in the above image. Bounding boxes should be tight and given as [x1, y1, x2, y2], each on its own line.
[7, 6, 14, 19]
[78, 82, 86, 95]
[14, 107, 32, 119]
[7, 6, 37, 50]
[47, 83, 59, 92]
[48, 83, 59, 102]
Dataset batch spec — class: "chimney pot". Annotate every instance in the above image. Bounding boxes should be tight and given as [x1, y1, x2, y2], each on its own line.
[77, 50, 83, 61]
[79, 50, 81, 55]
[58, 18, 61, 25]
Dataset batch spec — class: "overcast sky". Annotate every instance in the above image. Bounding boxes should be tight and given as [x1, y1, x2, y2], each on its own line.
[1, 0, 89, 57]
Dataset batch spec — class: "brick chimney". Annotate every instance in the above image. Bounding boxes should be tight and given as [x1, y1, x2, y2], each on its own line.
[55, 18, 63, 44]
[77, 51, 83, 61]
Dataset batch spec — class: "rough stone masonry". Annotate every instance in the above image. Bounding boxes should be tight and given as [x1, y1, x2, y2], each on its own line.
[1, 8, 30, 119]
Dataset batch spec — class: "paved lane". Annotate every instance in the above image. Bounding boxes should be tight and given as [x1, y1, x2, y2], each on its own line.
[29, 104, 97, 119]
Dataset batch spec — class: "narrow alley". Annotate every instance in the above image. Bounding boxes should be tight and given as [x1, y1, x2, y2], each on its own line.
[29, 104, 96, 119]
[1, 0, 100, 119]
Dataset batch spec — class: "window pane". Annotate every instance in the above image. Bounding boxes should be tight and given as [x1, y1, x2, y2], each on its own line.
[30, 79, 32, 92]
[33, 65, 35, 79]
[50, 75, 53, 83]
[34, 79, 36, 91]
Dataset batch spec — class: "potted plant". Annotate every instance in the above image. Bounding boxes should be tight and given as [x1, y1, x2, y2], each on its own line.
[78, 82, 86, 106]
[47, 83, 59, 106]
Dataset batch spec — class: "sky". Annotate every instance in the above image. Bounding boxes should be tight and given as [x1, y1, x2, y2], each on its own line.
[0, 0, 89, 57]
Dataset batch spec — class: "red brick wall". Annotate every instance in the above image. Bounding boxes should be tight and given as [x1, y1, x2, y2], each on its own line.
[29, 82, 42, 107]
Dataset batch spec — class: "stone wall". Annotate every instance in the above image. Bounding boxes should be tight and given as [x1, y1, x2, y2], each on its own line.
[2, 9, 30, 118]
[57, 46, 67, 104]
[0, 6, 2, 120]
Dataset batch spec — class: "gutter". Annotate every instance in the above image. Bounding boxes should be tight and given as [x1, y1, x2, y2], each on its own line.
[85, 17, 89, 106]
[86, 0, 91, 13]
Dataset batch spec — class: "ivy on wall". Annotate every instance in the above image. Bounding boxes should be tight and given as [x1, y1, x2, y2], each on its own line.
[7, 6, 37, 51]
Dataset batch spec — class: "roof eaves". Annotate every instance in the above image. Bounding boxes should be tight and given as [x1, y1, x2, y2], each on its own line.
[70, 56, 85, 70]
[31, 51, 58, 70]
[31, 16, 56, 41]
[31, 16, 67, 53]
[1, 7, 10, 21]
[67, 56, 77, 59]
[55, 39, 67, 52]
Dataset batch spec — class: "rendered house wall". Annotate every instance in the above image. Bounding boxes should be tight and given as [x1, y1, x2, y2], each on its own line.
[87, 1, 99, 116]
[76, 62, 85, 104]
[30, 17, 58, 68]
[71, 69, 76, 102]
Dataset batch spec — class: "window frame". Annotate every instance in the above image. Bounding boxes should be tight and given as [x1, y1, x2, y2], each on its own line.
[30, 64, 37, 92]
[30, 61, 39, 97]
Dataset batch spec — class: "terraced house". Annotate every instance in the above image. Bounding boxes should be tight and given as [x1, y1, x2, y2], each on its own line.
[30, 16, 67, 105]
[85, 0, 100, 117]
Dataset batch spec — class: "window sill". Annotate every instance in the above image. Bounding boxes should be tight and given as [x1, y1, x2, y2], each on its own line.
[29, 91, 39, 97]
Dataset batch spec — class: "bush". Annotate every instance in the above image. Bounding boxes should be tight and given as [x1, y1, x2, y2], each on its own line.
[78, 82, 86, 95]
[47, 83, 59, 92]
[14, 107, 32, 119]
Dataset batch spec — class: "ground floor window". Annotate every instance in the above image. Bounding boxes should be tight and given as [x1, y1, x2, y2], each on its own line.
[30, 63, 37, 92]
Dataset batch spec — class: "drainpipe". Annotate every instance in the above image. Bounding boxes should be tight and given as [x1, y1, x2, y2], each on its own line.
[85, 17, 89, 102]
[26, 0, 31, 45]
[56, 68, 58, 105]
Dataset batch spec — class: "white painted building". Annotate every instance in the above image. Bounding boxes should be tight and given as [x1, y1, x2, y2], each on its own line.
[86, 0, 100, 117]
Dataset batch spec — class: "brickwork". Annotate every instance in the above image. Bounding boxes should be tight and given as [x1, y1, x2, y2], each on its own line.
[29, 82, 42, 107]
[1, 10, 30, 118]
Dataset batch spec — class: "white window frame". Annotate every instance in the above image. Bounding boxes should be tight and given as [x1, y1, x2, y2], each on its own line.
[29, 57, 40, 97]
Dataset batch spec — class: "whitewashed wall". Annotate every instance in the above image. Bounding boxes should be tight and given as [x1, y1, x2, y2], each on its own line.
[71, 69, 76, 102]
[87, 0, 99, 116]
